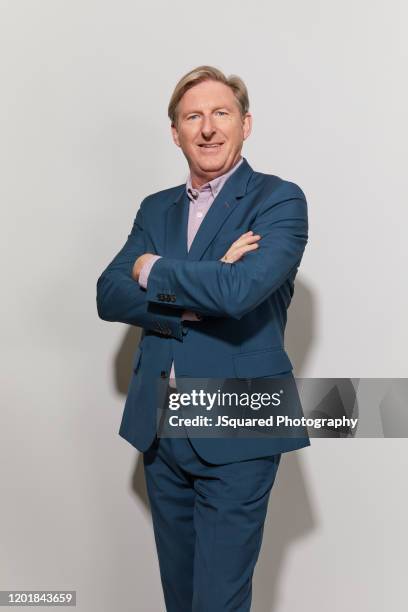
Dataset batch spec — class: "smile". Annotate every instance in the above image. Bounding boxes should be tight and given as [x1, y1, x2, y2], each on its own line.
[198, 143, 224, 151]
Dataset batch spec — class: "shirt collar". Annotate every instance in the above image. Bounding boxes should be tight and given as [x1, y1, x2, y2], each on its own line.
[186, 156, 244, 201]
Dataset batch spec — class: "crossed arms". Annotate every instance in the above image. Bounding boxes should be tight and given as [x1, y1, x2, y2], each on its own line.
[96, 185, 308, 334]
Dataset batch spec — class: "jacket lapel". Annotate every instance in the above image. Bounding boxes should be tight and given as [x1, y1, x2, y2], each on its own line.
[165, 157, 254, 262]
[165, 188, 189, 259]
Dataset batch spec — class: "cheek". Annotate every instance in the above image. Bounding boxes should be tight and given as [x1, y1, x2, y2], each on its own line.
[231, 127, 244, 146]
[222, 122, 241, 141]
[179, 130, 197, 147]
[179, 139, 198, 158]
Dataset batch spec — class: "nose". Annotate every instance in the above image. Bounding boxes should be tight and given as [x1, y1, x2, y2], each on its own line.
[201, 114, 216, 138]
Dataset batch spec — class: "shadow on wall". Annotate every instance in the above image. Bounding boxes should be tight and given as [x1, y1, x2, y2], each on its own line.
[113, 325, 151, 512]
[113, 278, 317, 611]
[253, 279, 317, 611]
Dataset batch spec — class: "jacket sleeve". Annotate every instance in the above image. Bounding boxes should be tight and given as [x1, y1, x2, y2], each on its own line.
[96, 198, 185, 339]
[144, 190, 308, 320]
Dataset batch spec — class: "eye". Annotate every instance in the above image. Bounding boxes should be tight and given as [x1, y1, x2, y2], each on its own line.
[215, 111, 228, 116]
[187, 114, 200, 120]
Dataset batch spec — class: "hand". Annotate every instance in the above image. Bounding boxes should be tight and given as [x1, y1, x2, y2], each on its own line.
[182, 310, 203, 321]
[220, 231, 261, 264]
[132, 253, 156, 281]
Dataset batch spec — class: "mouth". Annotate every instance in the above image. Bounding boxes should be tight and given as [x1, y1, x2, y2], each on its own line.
[197, 143, 224, 152]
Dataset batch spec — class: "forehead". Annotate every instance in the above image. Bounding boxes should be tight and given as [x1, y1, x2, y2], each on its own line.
[179, 80, 238, 112]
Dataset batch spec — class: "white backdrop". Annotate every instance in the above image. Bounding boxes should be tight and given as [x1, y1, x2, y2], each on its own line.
[1, 1, 406, 610]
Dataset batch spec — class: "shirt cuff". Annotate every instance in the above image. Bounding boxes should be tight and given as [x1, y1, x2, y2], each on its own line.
[138, 254, 162, 289]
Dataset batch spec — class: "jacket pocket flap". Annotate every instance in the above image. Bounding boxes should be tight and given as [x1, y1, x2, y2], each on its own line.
[233, 347, 293, 378]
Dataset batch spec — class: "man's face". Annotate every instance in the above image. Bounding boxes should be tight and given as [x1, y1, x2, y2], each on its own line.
[171, 79, 252, 187]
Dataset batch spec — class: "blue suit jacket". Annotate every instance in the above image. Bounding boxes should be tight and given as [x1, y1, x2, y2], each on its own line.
[97, 157, 310, 463]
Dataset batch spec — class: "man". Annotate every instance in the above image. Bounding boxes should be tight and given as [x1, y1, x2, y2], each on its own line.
[97, 65, 310, 611]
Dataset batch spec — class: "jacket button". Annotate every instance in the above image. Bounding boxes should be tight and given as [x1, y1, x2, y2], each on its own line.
[160, 370, 167, 378]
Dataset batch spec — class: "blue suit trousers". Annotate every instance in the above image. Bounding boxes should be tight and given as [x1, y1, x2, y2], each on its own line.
[143, 388, 282, 612]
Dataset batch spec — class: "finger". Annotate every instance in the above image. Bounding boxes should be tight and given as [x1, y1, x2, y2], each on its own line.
[224, 242, 259, 263]
[230, 237, 261, 254]
[239, 242, 260, 254]
[231, 234, 261, 249]
[243, 233, 261, 243]
[221, 236, 261, 262]
[233, 243, 259, 260]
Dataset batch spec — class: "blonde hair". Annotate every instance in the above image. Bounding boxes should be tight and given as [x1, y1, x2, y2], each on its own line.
[168, 65, 249, 127]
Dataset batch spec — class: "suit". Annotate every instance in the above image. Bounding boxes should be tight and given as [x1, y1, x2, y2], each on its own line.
[97, 157, 310, 610]
[97, 156, 310, 463]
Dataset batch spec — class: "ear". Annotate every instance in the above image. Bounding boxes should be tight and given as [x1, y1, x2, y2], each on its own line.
[171, 123, 181, 148]
[242, 113, 253, 141]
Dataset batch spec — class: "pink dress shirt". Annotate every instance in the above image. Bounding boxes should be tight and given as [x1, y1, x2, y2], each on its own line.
[138, 157, 244, 387]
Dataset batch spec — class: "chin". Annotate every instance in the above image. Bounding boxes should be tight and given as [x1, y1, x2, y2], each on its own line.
[198, 157, 228, 170]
